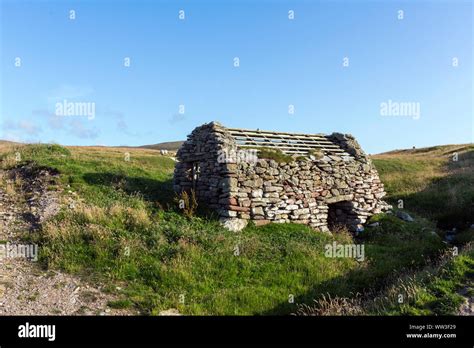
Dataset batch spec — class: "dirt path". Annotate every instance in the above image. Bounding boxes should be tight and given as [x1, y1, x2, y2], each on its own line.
[0, 165, 133, 315]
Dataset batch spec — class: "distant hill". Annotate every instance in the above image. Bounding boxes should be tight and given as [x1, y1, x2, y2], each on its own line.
[0, 139, 185, 152]
[139, 141, 184, 151]
[375, 144, 473, 157]
[0, 139, 22, 152]
[0, 140, 20, 145]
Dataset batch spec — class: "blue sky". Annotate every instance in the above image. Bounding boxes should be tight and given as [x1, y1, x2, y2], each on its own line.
[0, 0, 472, 154]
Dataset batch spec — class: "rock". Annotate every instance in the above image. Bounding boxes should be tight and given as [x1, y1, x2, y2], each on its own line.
[368, 222, 380, 227]
[159, 308, 181, 316]
[395, 211, 414, 222]
[265, 186, 283, 192]
[220, 218, 248, 232]
[254, 220, 271, 226]
[228, 205, 249, 212]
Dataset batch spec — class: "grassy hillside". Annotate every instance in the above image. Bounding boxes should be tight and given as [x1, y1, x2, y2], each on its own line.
[0, 143, 451, 315]
[373, 144, 474, 231]
[297, 243, 474, 316]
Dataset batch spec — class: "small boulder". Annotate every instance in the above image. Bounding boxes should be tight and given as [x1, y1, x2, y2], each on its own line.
[445, 234, 455, 242]
[220, 218, 248, 232]
[159, 308, 181, 316]
[395, 211, 414, 222]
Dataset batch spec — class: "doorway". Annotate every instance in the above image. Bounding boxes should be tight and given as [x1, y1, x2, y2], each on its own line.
[327, 200, 357, 231]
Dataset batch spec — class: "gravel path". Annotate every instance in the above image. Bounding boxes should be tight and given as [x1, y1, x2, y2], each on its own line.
[0, 165, 134, 315]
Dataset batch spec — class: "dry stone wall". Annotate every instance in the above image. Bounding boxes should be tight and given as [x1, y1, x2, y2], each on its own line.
[173, 122, 238, 210]
[174, 122, 390, 232]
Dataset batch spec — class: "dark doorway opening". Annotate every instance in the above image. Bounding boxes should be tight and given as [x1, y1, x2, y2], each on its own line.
[327, 201, 357, 231]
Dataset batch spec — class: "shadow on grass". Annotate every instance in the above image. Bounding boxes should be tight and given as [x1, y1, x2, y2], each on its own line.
[261, 243, 445, 315]
[82, 171, 220, 219]
[82, 172, 175, 207]
[260, 265, 374, 315]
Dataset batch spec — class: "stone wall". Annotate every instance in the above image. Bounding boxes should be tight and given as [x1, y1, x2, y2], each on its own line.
[174, 122, 390, 232]
[173, 122, 237, 210]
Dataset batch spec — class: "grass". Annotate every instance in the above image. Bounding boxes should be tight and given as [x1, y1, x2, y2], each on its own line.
[372, 144, 474, 315]
[253, 147, 324, 163]
[373, 144, 474, 230]
[254, 147, 294, 163]
[396, 251, 474, 315]
[9, 144, 176, 207]
[1, 142, 471, 315]
[38, 206, 444, 315]
[297, 244, 474, 316]
[372, 244, 474, 315]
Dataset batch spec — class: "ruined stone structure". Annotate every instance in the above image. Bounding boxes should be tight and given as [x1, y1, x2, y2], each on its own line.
[174, 122, 390, 232]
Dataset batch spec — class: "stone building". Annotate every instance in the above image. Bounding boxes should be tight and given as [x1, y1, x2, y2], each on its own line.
[174, 122, 390, 232]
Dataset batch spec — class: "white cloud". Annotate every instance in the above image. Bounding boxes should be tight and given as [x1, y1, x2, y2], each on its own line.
[2, 119, 42, 136]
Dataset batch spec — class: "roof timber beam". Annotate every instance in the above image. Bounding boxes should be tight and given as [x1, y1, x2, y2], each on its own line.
[227, 127, 327, 138]
[230, 133, 337, 145]
[229, 132, 333, 144]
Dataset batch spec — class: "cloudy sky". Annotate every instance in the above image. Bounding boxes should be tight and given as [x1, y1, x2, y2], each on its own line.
[0, 0, 472, 153]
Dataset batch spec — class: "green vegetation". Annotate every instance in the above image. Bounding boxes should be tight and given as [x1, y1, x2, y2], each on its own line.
[2, 145, 473, 315]
[308, 149, 324, 159]
[298, 244, 474, 316]
[384, 246, 474, 315]
[37, 205, 444, 315]
[255, 147, 294, 163]
[373, 144, 474, 230]
[1, 143, 453, 315]
[4, 144, 176, 207]
[254, 147, 324, 163]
